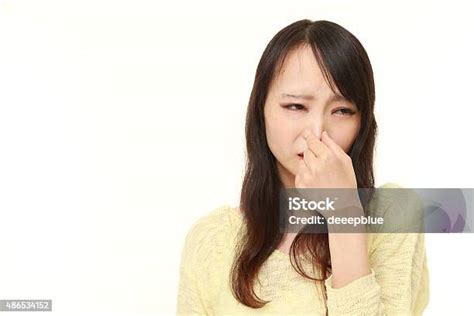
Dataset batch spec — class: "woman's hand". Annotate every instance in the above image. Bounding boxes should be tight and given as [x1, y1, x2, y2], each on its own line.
[294, 130, 362, 221]
[294, 131, 370, 288]
[295, 130, 357, 189]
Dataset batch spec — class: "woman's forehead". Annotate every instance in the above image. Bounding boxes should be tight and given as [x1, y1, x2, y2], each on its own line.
[273, 46, 337, 96]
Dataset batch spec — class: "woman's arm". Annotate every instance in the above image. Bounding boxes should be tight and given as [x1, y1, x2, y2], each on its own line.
[323, 232, 429, 315]
[327, 232, 371, 289]
[176, 227, 209, 316]
[295, 131, 429, 314]
[323, 187, 429, 315]
[176, 213, 217, 316]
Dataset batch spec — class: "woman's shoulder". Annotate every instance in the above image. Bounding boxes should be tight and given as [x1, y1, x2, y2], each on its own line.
[184, 204, 243, 238]
[367, 182, 426, 251]
[377, 182, 402, 188]
[369, 182, 423, 217]
[178, 205, 245, 305]
[180, 204, 243, 263]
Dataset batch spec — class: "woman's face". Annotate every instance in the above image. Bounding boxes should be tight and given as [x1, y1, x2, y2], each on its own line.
[264, 45, 361, 188]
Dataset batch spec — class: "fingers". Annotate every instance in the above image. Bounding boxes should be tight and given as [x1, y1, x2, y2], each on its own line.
[321, 130, 347, 157]
[303, 130, 330, 159]
[302, 146, 318, 171]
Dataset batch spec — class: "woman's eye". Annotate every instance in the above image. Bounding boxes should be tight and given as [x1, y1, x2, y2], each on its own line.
[283, 104, 355, 115]
[334, 108, 355, 116]
[284, 103, 305, 111]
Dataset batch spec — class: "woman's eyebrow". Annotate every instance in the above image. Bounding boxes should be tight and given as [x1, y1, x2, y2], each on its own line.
[281, 93, 346, 103]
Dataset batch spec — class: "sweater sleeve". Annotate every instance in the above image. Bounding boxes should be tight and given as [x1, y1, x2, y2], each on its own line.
[176, 215, 215, 315]
[176, 225, 208, 315]
[324, 183, 430, 315]
[324, 233, 429, 315]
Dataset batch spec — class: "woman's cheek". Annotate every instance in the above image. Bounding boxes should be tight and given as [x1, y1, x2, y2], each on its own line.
[330, 129, 358, 153]
[266, 123, 294, 160]
[265, 123, 284, 157]
[268, 126, 288, 155]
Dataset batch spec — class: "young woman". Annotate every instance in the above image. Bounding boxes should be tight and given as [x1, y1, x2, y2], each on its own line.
[177, 19, 429, 315]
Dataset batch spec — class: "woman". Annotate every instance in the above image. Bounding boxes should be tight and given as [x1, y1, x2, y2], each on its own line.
[177, 19, 429, 315]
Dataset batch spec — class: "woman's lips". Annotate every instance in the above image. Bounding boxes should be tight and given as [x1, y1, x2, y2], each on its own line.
[298, 153, 304, 159]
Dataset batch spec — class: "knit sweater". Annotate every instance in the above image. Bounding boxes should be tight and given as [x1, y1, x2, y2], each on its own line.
[176, 183, 430, 315]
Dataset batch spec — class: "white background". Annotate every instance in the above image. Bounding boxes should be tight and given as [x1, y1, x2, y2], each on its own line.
[0, 0, 473, 315]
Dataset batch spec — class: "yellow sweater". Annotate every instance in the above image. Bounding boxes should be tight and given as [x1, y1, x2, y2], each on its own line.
[176, 185, 430, 315]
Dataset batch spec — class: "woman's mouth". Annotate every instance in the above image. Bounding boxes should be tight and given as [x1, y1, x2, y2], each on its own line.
[298, 153, 304, 159]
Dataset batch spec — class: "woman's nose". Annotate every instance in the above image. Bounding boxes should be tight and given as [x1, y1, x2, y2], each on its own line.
[304, 122, 324, 140]
[305, 111, 327, 140]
